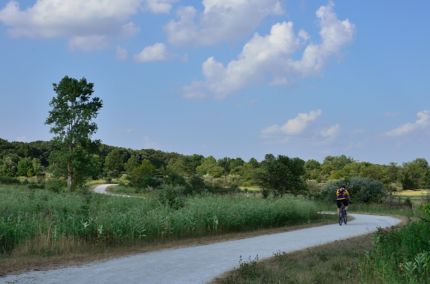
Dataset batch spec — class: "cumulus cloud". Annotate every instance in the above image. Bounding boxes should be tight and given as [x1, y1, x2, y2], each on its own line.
[165, 0, 283, 46]
[134, 43, 168, 63]
[291, 2, 355, 75]
[386, 111, 430, 137]
[185, 2, 354, 99]
[320, 124, 340, 139]
[143, 0, 176, 14]
[262, 109, 322, 139]
[0, 0, 141, 51]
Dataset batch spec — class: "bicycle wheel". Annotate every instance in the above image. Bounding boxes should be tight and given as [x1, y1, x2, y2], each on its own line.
[338, 211, 343, 226]
[343, 209, 347, 225]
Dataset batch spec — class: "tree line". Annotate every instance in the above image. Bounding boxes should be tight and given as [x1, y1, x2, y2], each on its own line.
[1, 75, 429, 196]
[1, 137, 429, 191]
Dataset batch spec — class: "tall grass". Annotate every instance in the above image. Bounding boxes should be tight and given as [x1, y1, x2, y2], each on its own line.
[315, 201, 414, 217]
[0, 185, 319, 257]
[360, 221, 430, 283]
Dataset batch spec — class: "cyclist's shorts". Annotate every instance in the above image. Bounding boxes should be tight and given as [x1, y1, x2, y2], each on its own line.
[336, 199, 349, 208]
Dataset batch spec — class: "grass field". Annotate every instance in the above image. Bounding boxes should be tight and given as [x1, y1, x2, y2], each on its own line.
[0, 184, 321, 260]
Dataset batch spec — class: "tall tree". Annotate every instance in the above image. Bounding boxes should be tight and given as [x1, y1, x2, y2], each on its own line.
[401, 158, 430, 189]
[104, 148, 129, 178]
[258, 154, 306, 196]
[46, 76, 103, 189]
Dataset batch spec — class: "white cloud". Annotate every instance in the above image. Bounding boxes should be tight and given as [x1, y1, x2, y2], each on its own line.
[386, 111, 430, 137]
[0, 0, 141, 51]
[134, 43, 168, 63]
[116, 47, 128, 60]
[143, 0, 176, 14]
[291, 2, 355, 75]
[165, 0, 283, 46]
[185, 22, 301, 99]
[262, 109, 322, 138]
[185, 2, 354, 99]
[68, 35, 108, 52]
[320, 124, 340, 139]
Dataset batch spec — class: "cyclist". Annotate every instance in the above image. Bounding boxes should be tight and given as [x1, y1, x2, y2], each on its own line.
[336, 185, 350, 215]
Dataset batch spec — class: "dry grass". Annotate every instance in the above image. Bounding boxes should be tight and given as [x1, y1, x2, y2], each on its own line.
[214, 217, 409, 284]
[214, 234, 374, 284]
[393, 189, 430, 197]
[239, 186, 262, 192]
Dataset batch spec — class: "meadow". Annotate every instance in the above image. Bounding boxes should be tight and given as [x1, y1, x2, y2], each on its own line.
[0, 184, 320, 258]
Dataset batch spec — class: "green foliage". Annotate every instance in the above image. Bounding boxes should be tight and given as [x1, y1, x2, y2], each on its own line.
[45, 178, 67, 193]
[196, 156, 224, 177]
[45, 76, 103, 189]
[304, 159, 322, 181]
[321, 155, 354, 180]
[401, 158, 430, 189]
[239, 158, 260, 185]
[0, 186, 319, 256]
[128, 160, 159, 188]
[360, 219, 430, 283]
[0, 154, 19, 177]
[104, 149, 129, 178]
[320, 177, 386, 203]
[258, 154, 306, 195]
[17, 157, 33, 177]
[0, 176, 20, 185]
[186, 175, 205, 195]
[157, 184, 186, 210]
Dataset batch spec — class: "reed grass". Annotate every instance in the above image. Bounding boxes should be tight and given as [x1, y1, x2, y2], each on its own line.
[0, 185, 319, 257]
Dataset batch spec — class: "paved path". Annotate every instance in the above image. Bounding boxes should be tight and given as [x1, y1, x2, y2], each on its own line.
[1, 213, 400, 284]
[92, 184, 118, 195]
[92, 184, 132, 198]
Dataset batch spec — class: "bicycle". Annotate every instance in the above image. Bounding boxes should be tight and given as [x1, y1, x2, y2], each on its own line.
[338, 203, 347, 226]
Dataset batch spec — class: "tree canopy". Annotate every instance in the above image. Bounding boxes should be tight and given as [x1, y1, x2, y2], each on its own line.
[46, 76, 103, 189]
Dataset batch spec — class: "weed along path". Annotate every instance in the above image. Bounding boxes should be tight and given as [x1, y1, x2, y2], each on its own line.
[1, 214, 400, 284]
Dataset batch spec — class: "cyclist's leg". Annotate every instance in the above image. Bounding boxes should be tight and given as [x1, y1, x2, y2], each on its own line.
[343, 200, 349, 215]
[336, 200, 342, 214]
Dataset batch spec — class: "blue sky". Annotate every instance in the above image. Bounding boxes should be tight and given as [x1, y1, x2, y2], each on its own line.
[0, 0, 429, 164]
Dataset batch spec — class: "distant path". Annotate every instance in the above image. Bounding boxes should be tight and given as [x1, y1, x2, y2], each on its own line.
[92, 184, 132, 198]
[92, 184, 118, 195]
[0, 213, 401, 284]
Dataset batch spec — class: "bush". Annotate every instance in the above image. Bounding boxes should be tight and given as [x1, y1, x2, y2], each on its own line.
[0, 176, 20, 185]
[45, 178, 67, 193]
[185, 175, 205, 195]
[320, 177, 386, 203]
[360, 220, 430, 283]
[306, 180, 323, 199]
[157, 184, 186, 209]
[28, 183, 45, 189]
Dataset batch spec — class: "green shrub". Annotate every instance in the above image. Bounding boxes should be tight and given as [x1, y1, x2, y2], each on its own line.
[360, 220, 430, 283]
[45, 178, 66, 193]
[0, 176, 20, 185]
[157, 184, 186, 209]
[320, 177, 386, 203]
[28, 183, 45, 189]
